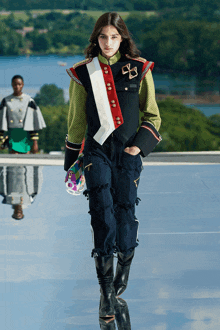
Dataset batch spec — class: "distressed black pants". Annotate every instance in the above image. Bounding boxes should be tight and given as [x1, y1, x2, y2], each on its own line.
[83, 135, 142, 257]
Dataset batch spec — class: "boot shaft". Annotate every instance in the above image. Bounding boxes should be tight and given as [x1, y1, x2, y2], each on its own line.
[95, 255, 114, 278]
[95, 255, 115, 318]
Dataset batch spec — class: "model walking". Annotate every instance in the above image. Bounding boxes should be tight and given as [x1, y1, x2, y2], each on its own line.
[64, 12, 161, 319]
[0, 75, 46, 154]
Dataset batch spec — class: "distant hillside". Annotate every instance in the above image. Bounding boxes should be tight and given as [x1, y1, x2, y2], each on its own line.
[1, 5, 220, 77]
[0, 0, 219, 13]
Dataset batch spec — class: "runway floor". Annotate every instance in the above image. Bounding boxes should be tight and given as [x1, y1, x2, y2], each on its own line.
[1, 164, 220, 330]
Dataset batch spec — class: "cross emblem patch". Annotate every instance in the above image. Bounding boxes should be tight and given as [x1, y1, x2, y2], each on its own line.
[121, 63, 138, 79]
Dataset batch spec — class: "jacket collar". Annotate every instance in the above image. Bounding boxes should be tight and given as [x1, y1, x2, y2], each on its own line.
[98, 51, 121, 65]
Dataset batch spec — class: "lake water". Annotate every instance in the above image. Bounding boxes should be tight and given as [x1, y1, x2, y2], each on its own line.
[0, 55, 219, 117]
[186, 104, 220, 117]
[0, 55, 84, 102]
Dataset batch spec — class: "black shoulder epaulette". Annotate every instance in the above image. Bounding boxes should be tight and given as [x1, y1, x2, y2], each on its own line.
[28, 100, 37, 110]
[0, 98, 6, 110]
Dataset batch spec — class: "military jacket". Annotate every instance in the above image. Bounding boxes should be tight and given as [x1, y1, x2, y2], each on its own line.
[65, 52, 161, 170]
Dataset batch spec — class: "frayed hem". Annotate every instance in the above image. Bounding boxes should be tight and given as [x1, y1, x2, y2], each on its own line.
[83, 183, 109, 199]
[135, 197, 141, 205]
[91, 245, 119, 258]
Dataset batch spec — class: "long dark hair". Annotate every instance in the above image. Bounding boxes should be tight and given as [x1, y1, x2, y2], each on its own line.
[84, 12, 140, 59]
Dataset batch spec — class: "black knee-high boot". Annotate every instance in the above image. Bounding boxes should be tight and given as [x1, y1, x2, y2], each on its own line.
[99, 317, 116, 329]
[113, 250, 135, 297]
[115, 297, 131, 330]
[95, 255, 115, 318]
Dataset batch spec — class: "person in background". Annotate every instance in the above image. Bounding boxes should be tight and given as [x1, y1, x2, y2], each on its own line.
[64, 12, 161, 320]
[0, 75, 46, 154]
[0, 165, 43, 220]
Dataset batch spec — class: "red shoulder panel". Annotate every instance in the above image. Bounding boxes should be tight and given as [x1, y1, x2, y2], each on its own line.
[66, 67, 83, 86]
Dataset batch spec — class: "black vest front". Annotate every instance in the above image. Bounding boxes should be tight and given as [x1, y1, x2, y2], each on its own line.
[75, 55, 144, 145]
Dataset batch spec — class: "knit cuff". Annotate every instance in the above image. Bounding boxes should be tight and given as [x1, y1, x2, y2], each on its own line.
[64, 138, 82, 171]
[132, 121, 162, 157]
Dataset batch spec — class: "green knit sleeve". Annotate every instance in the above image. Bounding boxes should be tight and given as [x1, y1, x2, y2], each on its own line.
[139, 70, 161, 131]
[68, 79, 87, 143]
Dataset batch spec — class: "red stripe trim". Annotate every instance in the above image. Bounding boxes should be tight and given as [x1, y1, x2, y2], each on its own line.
[66, 68, 84, 86]
[79, 138, 85, 154]
[69, 68, 80, 81]
[142, 61, 154, 74]
[66, 145, 81, 151]
[141, 61, 154, 81]
[141, 125, 161, 141]
[99, 61, 124, 129]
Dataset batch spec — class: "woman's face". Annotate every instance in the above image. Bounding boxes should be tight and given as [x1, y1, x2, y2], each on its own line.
[12, 78, 24, 96]
[98, 25, 122, 60]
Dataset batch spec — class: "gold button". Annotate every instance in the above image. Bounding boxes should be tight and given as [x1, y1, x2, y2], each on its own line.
[10, 120, 13, 123]
[104, 67, 108, 70]
[19, 109, 22, 112]
[11, 109, 13, 112]
[112, 104, 116, 107]
[20, 98, 23, 101]
[116, 117, 120, 120]
[125, 87, 128, 91]
[111, 100, 115, 104]
[19, 119, 22, 123]
[117, 121, 121, 125]
[105, 71, 108, 74]
[107, 83, 111, 86]
[108, 87, 112, 90]
[11, 99, 13, 101]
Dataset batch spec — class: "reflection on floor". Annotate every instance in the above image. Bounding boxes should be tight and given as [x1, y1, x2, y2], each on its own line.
[1, 165, 220, 330]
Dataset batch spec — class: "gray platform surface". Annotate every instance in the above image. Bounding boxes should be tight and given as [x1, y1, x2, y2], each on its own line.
[1, 164, 220, 330]
[1, 151, 220, 166]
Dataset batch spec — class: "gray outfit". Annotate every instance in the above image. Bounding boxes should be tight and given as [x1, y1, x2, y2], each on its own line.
[0, 93, 46, 131]
[0, 166, 43, 209]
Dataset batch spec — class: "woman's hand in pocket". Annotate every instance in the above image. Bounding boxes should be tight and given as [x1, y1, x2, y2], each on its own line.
[81, 175, 85, 187]
[124, 146, 140, 156]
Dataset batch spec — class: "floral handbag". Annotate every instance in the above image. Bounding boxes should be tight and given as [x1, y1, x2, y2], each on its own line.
[65, 153, 85, 195]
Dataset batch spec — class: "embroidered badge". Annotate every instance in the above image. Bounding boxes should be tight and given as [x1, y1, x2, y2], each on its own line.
[122, 63, 138, 79]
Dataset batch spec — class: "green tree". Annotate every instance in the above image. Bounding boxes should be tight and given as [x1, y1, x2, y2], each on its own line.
[34, 84, 65, 106]
[0, 21, 23, 55]
[38, 104, 68, 153]
[30, 32, 52, 52]
[209, 114, 220, 129]
[49, 30, 88, 48]
[141, 20, 220, 76]
[0, 0, 220, 12]
[36, 99, 220, 154]
[125, 13, 151, 47]
[3, 13, 25, 29]
[132, 0, 158, 10]
[155, 98, 220, 152]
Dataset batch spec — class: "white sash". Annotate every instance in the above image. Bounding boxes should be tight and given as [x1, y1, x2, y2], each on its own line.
[86, 57, 115, 145]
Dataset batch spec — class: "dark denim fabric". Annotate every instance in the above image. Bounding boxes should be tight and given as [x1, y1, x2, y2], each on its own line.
[83, 135, 142, 257]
